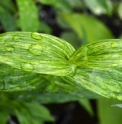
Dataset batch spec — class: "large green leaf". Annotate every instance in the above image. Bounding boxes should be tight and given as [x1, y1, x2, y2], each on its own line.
[61, 13, 113, 42]
[69, 39, 122, 100]
[16, 0, 39, 31]
[1, 32, 122, 101]
[0, 32, 75, 77]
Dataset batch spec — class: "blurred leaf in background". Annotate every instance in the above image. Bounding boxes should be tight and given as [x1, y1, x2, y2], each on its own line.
[60, 13, 113, 43]
[0, 5, 17, 31]
[0, 101, 53, 124]
[118, 1, 122, 19]
[98, 98, 122, 124]
[16, 0, 39, 31]
[84, 0, 113, 15]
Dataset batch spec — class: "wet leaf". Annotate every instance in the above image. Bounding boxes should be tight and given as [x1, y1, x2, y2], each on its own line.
[70, 39, 122, 100]
[0, 32, 75, 77]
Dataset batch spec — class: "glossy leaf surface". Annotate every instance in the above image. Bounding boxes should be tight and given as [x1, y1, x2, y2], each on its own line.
[0, 32, 122, 101]
[70, 39, 122, 100]
[0, 32, 75, 77]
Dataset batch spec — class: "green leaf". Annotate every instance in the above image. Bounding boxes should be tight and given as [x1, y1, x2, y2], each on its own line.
[69, 39, 122, 100]
[14, 102, 53, 124]
[61, 31, 81, 49]
[0, 5, 17, 31]
[84, 0, 113, 15]
[0, 113, 9, 124]
[16, 0, 39, 31]
[0, 32, 75, 76]
[66, 0, 83, 9]
[98, 98, 122, 124]
[1, 32, 122, 101]
[61, 13, 113, 42]
[38, 0, 72, 12]
[39, 21, 51, 34]
[118, 2, 122, 19]
[24, 102, 53, 121]
[79, 99, 93, 116]
[0, 63, 49, 91]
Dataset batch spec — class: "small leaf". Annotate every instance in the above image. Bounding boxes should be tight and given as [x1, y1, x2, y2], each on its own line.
[16, 0, 39, 31]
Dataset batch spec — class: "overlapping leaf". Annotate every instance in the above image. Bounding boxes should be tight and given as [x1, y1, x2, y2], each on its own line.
[69, 39, 122, 100]
[0, 32, 122, 101]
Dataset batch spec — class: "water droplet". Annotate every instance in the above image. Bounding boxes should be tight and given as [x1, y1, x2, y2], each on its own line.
[21, 63, 34, 72]
[31, 32, 42, 40]
[5, 46, 15, 52]
[29, 44, 43, 55]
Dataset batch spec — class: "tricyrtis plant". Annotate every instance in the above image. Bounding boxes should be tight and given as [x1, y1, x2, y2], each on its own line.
[0, 32, 122, 101]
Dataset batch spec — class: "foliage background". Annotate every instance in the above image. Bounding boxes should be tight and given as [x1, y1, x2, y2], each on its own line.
[0, 0, 122, 124]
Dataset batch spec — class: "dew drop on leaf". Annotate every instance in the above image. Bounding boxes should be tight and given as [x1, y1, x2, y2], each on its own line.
[29, 44, 43, 55]
[5, 46, 15, 52]
[21, 63, 34, 72]
[31, 32, 42, 40]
